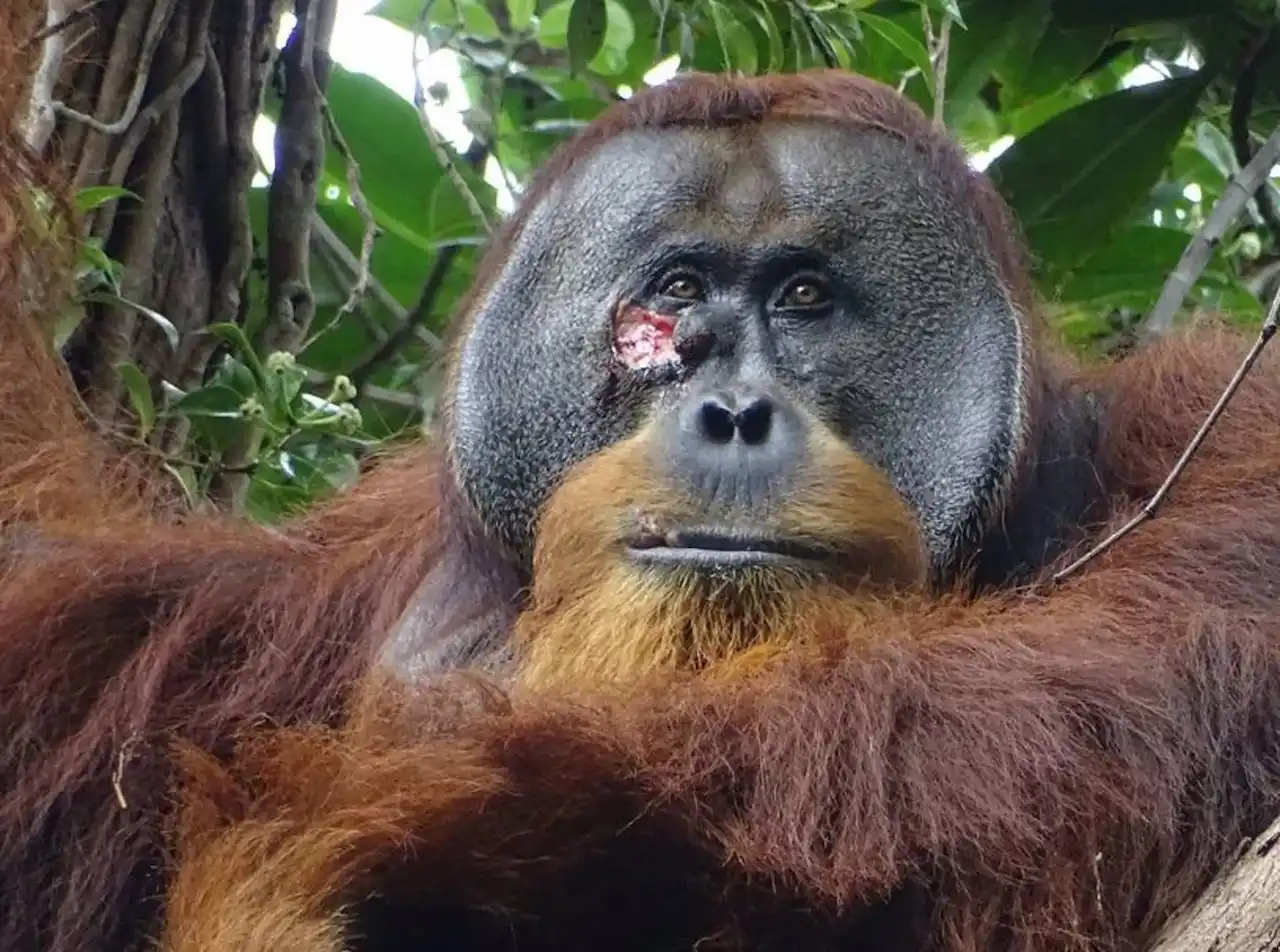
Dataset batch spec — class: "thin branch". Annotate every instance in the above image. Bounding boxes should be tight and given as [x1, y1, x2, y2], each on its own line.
[94, 12, 215, 239]
[49, 0, 176, 137]
[347, 243, 460, 391]
[411, 0, 492, 234]
[923, 9, 952, 126]
[1142, 123, 1280, 338]
[1052, 280, 1280, 586]
[319, 101, 378, 320]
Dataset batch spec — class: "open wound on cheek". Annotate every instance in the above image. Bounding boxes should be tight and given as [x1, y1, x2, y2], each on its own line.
[612, 303, 680, 370]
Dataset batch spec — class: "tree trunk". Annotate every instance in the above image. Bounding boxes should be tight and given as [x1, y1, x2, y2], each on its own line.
[32, 0, 335, 477]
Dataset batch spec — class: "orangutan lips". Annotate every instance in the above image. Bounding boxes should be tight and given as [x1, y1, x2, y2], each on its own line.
[612, 303, 679, 370]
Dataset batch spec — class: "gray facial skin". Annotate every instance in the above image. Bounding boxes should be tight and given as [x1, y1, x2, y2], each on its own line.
[449, 118, 1028, 577]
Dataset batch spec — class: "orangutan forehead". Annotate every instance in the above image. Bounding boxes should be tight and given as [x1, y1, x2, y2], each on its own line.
[537, 118, 951, 248]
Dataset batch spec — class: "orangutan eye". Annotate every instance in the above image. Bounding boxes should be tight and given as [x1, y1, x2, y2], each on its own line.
[777, 278, 830, 310]
[659, 274, 705, 301]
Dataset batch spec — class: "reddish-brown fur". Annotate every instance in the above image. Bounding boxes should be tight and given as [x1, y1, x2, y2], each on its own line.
[3, 7, 1280, 948]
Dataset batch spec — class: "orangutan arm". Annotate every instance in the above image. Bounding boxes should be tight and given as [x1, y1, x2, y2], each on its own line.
[158, 487, 1280, 952]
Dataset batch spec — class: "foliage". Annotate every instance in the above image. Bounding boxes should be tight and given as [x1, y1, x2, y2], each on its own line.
[46, 0, 1280, 517]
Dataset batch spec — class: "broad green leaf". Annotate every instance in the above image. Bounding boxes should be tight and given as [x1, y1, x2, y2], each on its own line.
[567, 0, 608, 73]
[507, 0, 536, 30]
[1000, 22, 1113, 102]
[1051, 225, 1188, 309]
[858, 12, 933, 90]
[369, 0, 497, 34]
[987, 72, 1213, 275]
[615, 0, 660, 82]
[317, 66, 471, 254]
[738, 0, 784, 72]
[205, 322, 269, 384]
[174, 359, 261, 453]
[314, 195, 434, 309]
[116, 361, 156, 439]
[458, 0, 501, 37]
[536, 0, 572, 45]
[709, 1, 758, 73]
[173, 385, 252, 419]
[945, 0, 1051, 121]
[74, 185, 139, 214]
[1050, 0, 1221, 29]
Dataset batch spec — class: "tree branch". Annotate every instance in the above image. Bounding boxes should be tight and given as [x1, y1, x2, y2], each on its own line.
[1142, 123, 1280, 338]
[1147, 812, 1280, 952]
[346, 243, 458, 392]
[1052, 279, 1280, 585]
[411, 0, 492, 234]
[210, 0, 338, 512]
[50, 0, 175, 138]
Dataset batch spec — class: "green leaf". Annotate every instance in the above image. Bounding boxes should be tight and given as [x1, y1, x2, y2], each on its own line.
[205, 322, 269, 385]
[77, 291, 181, 351]
[74, 185, 139, 214]
[507, 0, 536, 30]
[161, 461, 199, 509]
[369, 0, 498, 34]
[918, 0, 965, 29]
[116, 361, 156, 439]
[171, 356, 262, 454]
[709, 1, 758, 73]
[1050, 0, 1220, 29]
[987, 72, 1213, 276]
[1051, 225, 1188, 309]
[1193, 120, 1236, 181]
[1000, 22, 1113, 102]
[941, 0, 1052, 123]
[738, 0, 784, 72]
[567, 0, 608, 73]
[311, 65, 488, 254]
[858, 12, 933, 90]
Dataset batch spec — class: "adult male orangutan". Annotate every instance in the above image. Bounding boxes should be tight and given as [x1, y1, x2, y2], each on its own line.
[2, 50, 1280, 952]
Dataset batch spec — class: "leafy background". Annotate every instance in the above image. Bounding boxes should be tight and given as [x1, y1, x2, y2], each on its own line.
[38, 0, 1280, 519]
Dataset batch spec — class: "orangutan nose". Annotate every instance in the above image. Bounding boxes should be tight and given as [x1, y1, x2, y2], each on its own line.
[662, 385, 808, 510]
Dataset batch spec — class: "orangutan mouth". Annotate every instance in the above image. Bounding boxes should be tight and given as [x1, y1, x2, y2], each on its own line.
[625, 525, 833, 570]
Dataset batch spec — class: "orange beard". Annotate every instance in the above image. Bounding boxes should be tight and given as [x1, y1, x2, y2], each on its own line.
[513, 422, 928, 692]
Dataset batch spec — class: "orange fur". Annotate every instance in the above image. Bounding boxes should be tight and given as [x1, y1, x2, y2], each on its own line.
[515, 418, 926, 689]
[2, 42, 1280, 952]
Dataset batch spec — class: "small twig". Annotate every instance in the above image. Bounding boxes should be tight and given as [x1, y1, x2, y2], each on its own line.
[320, 102, 378, 318]
[1143, 123, 1280, 338]
[926, 10, 953, 126]
[348, 243, 460, 391]
[111, 732, 140, 809]
[25, 0, 105, 46]
[49, 0, 177, 137]
[1052, 281, 1280, 586]
[411, 0, 492, 234]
